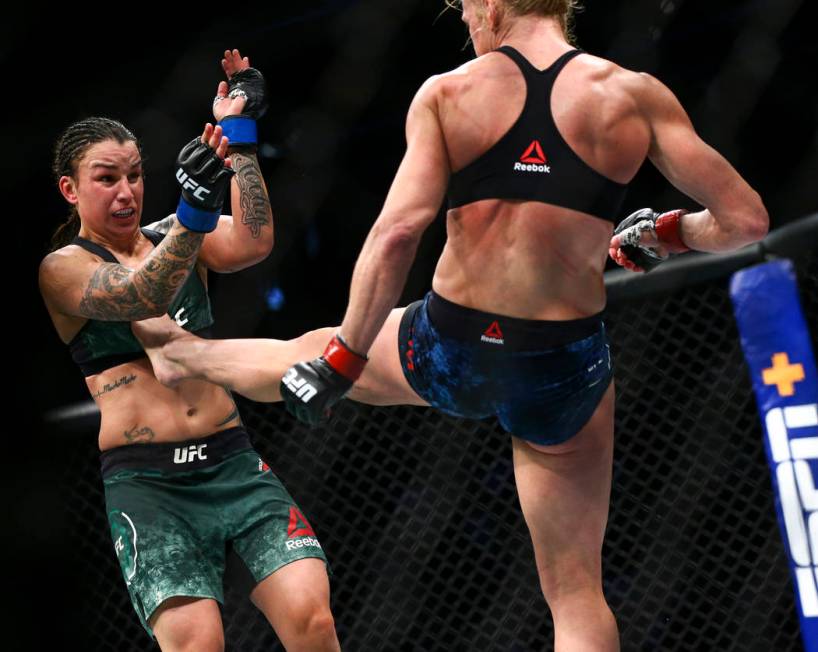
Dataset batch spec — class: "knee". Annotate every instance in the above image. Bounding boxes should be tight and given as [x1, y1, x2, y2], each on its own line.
[537, 556, 603, 608]
[152, 604, 224, 652]
[289, 603, 337, 644]
[157, 624, 224, 652]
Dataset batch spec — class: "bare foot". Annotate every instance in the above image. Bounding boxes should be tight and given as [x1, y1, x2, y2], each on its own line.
[131, 315, 197, 387]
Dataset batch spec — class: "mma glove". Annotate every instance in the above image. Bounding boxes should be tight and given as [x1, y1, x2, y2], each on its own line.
[174, 137, 235, 233]
[614, 208, 690, 272]
[218, 67, 268, 149]
[281, 334, 368, 426]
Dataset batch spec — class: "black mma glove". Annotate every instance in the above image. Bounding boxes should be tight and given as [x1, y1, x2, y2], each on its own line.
[174, 137, 235, 233]
[614, 208, 690, 272]
[281, 334, 368, 426]
[219, 67, 268, 148]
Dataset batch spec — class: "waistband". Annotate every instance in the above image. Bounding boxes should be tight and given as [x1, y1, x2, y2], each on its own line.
[100, 426, 251, 477]
[426, 291, 603, 351]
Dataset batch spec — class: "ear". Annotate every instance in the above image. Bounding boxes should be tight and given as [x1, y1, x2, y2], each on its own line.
[485, 0, 502, 31]
[58, 176, 78, 205]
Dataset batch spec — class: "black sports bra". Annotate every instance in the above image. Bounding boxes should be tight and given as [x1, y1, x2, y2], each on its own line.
[447, 47, 627, 222]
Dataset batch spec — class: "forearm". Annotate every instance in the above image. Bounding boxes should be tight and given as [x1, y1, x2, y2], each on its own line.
[340, 225, 421, 354]
[79, 220, 204, 320]
[681, 193, 768, 253]
[227, 150, 273, 253]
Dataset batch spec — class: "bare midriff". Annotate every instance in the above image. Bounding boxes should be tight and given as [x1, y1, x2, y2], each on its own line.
[88, 358, 240, 451]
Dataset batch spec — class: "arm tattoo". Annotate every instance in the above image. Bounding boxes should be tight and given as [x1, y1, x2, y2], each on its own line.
[91, 374, 137, 399]
[144, 215, 175, 235]
[79, 229, 204, 321]
[123, 425, 156, 444]
[231, 152, 271, 239]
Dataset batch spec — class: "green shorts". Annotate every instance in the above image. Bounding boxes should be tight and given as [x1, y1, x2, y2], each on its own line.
[101, 427, 328, 636]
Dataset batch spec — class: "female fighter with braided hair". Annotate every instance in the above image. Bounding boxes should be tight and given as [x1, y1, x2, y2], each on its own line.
[133, 5, 768, 649]
[40, 50, 340, 652]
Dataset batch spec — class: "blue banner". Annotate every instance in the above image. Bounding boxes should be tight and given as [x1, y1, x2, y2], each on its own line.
[731, 259, 818, 652]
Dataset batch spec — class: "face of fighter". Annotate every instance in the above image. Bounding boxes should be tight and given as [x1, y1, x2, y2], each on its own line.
[59, 139, 144, 240]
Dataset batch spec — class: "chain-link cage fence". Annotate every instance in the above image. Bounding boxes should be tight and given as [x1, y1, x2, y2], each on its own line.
[56, 234, 817, 651]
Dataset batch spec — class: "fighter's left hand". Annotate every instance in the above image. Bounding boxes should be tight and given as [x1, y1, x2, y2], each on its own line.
[213, 48, 268, 122]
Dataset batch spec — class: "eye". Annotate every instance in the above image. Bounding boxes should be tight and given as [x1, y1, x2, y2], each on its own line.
[128, 172, 142, 182]
[98, 175, 114, 183]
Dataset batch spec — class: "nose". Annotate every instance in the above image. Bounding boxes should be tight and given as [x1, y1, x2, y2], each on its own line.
[115, 177, 134, 202]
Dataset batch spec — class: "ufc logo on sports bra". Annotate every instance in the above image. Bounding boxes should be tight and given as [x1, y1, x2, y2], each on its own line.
[173, 443, 208, 464]
[175, 169, 212, 201]
[282, 368, 318, 403]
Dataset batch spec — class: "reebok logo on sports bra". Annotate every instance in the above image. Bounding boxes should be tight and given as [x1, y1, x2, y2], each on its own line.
[514, 140, 551, 174]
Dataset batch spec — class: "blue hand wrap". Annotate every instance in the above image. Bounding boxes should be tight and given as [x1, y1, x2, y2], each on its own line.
[176, 197, 220, 233]
[218, 116, 257, 146]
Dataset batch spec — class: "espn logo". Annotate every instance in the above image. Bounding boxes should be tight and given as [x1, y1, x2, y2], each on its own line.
[176, 169, 213, 201]
[766, 402, 818, 616]
[282, 368, 318, 403]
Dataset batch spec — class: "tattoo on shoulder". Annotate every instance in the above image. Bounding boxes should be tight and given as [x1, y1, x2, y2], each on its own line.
[123, 425, 156, 444]
[91, 374, 137, 399]
[231, 152, 271, 239]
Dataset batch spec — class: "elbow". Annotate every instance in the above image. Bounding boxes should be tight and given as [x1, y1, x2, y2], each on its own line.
[371, 219, 424, 260]
[745, 193, 769, 243]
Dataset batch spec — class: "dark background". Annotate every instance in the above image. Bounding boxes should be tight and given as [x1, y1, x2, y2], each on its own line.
[7, 0, 817, 648]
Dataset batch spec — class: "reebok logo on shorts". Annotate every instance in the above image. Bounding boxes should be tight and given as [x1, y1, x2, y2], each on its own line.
[513, 140, 551, 174]
[285, 506, 322, 551]
[481, 321, 505, 345]
[259, 458, 271, 472]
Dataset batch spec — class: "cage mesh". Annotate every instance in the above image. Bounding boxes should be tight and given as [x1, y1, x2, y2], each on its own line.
[63, 250, 817, 651]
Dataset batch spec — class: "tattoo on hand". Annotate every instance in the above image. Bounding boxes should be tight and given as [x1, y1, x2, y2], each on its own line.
[79, 229, 204, 321]
[232, 153, 271, 239]
[91, 374, 137, 399]
[123, 425, 156, 444]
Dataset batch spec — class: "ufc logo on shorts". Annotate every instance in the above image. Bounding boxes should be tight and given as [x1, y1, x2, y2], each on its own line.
[173, 443, 208, 464]
[282, 368, 318, 403]
[175, 169, 212, 201]
[766, 402, 818, 616]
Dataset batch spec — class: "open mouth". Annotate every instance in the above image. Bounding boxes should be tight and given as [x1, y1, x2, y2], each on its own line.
[112, 208, 136, 219]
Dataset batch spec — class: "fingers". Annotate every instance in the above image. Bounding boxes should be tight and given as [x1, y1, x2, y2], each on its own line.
[200, 122, 214, 143]
[200, 124, 229, 159]
[608, 246, 645, 273]
[221, 48, 250, 78]
[215, 133, 230, 160]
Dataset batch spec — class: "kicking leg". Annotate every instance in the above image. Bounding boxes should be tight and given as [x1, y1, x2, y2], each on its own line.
[133, 309, 426, 406]
[132, 315, 333, 402]
[512, 383, 619, 652]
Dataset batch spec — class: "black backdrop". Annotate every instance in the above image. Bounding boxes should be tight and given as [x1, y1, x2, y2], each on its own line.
[8, 1, 818, 649]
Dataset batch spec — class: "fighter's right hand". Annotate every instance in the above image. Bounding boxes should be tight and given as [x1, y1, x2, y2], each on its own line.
[174, 124, 235, 233]
[609, 208, 690, 273]
[280, 335, 368, 426]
